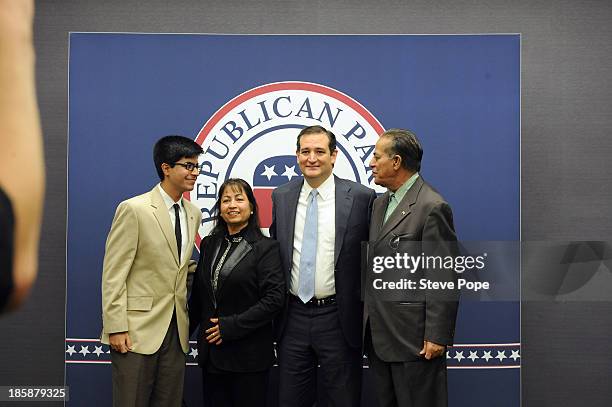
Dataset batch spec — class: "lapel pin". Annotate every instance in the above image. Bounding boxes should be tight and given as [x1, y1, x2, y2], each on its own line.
[401, 211, 406, 215]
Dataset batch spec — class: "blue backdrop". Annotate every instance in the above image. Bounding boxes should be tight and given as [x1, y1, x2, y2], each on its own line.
[67, 34, 519, 406]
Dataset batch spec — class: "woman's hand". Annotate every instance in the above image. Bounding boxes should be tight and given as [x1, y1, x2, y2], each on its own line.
[205, 317, 223, 345]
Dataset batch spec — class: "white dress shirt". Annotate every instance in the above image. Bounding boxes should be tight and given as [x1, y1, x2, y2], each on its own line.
[291, 175, 336, 298]
[158, 184, 188, 263]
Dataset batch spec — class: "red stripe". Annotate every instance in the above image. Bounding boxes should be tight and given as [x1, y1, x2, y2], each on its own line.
[194, 81, 384, 145]
[253, 189, 273, 228]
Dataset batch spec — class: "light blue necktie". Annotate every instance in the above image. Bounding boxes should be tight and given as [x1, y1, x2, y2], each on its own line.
[298, 189, 318, 303]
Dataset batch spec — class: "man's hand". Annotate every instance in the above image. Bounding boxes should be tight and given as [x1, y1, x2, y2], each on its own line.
[419, 340, 446, 360]
[205, 318, 223, 345]
[109, 332, 133, 354]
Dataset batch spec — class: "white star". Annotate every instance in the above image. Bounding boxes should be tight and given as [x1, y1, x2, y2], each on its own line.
[482, 351, 493, 362]
[495, 351, 507, 362]
[189, 348, 198, 359]
[281, 165, 298, 181]
[66, 345, 76, 356]
[79, 345, 90, 356]
[446, 350, 451, 359]
[453, 351, 464, 362]
[260, 165, 277, 181]
[93, 346, 104, 357]
[510, 350, 520, 361]
[468, 351, 479, 362]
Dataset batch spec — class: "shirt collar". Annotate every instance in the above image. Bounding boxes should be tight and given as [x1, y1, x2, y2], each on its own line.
[302, 174, 335, 200]
[390, 173, 419, 203]
[158, 184, 183, 210]
[226, 228, 245, 240]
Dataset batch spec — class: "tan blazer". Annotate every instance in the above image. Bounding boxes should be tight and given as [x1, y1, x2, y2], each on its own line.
[101, 186, 201, 355]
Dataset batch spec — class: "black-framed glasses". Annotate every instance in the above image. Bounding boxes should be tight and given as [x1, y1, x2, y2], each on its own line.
[172, 162, 199, 172]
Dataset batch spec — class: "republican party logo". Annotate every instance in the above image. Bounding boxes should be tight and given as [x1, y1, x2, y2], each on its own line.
[189, 81, 385, 247]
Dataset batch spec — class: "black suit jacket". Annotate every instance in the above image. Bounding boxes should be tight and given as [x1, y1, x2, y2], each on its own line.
[269, 175, 377, 349]
[188, 228, 285, 372]
[365, 176, 459, 362]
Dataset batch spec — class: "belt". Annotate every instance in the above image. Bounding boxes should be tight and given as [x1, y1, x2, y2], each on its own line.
[290, 294, 337, 307]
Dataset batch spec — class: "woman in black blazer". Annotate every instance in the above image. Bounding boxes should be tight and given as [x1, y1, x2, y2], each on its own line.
[188, 178, 285, 407]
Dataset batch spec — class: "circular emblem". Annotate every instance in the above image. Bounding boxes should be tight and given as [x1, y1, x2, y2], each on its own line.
[188, 81, 385, 248]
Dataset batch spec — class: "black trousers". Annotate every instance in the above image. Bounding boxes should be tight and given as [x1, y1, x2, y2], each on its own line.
[203, 368, 269, 407]
[278, 298, 362, 407]
[365, 325, 448, 407]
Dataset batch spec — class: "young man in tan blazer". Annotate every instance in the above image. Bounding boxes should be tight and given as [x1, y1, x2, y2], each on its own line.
[101, 135, 203, 407]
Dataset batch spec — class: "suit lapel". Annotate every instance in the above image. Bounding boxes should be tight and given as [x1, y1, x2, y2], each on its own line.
[283, 180, 303, 272]
[204, 236, 222, 307]
[334, 177, 353, 266]
[371, 191, 390, 240]
[150, 187, 180, 266]
[216, 239, 252, 294]
[376, 177, 423, 243]
[182, 199, 199, 267]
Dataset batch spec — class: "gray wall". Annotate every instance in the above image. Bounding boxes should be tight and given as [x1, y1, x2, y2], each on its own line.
[1, 0, 611, 405]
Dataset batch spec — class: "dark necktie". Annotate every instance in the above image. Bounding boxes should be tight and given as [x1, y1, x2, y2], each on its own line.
[173, 203, 181, 261]
[384, 193, 397, 224]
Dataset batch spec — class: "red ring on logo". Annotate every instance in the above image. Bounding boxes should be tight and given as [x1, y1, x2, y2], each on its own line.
[194, 81, 384, 145]
[187, 81, 385, 248]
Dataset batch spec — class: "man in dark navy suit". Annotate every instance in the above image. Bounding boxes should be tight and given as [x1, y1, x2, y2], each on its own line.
[270, 125, 376, 407]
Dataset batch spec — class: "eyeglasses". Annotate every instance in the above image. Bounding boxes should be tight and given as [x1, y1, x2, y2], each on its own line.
[172, 162, 199, 172]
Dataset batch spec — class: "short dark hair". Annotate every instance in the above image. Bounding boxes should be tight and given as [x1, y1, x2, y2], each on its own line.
[153, 135, 203, 180]
[211, 178, 264, 239]
[380, 128, 423, 172]
[296, 125, 337, 153]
